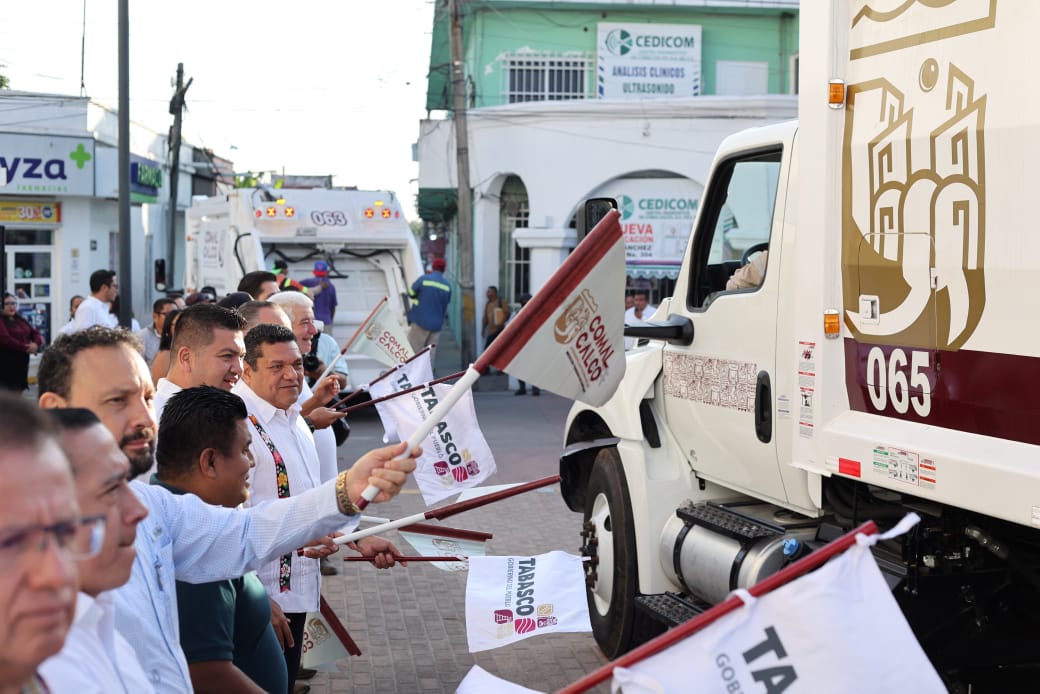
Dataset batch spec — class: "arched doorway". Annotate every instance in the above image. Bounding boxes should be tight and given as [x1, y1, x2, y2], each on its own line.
[498, 175, 529, 305]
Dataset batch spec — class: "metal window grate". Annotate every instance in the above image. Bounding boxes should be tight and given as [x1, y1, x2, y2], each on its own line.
[503, 54, 591, 103]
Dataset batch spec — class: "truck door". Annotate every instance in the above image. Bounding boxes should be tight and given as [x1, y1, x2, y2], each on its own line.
[661, 146, 789, 504]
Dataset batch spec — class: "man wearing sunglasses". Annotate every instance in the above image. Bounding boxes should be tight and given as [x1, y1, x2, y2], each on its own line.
[0, 395, 79, 693]
[39, 408, 150, 691]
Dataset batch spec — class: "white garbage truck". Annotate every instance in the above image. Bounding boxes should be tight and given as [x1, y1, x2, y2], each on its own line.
[184, 187, 423, 387]
[561, 2, 1040, 687]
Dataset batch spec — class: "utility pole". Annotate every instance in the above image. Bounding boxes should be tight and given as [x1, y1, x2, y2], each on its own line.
[117, 0, 132, 327]
[449, 0, 476, 368]
[167, 63, 192, 291]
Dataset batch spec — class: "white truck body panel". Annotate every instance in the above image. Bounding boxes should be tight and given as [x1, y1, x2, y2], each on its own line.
[185, 189, 423, 387]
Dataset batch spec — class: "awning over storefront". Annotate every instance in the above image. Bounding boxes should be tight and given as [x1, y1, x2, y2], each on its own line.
[417, 187, 457, 223]
[626, 263, 681, 280]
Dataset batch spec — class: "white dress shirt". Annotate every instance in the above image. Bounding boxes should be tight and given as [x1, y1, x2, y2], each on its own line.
[153, 377, 182, 426]
[624, 303, 657, 350]
[112, 475, 359, 692]
[40, 591, 153, 694]
[300, 379, 339, 483]
[72, 295, 118, 331]
[234, 379, 323, 614]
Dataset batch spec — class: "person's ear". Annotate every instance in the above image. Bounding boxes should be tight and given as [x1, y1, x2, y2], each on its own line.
[176, 345, 193, 371]
[38, 392, 68, 410]
[198, 448, 219, 479]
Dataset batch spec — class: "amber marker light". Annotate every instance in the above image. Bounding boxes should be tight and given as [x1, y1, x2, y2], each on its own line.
[823, 309, 841, 338]
[285, 207, 295, 217]
[828, 79, 846, 109]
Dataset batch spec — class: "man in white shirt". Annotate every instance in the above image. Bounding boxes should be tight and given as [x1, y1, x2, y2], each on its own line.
[36, 325, 418, 692]
[234, 323, 399, 693]
[72, 269, 120, 331]
[136, 298, 177, 365]
[624, 291, 657, 350]
[39, 409, 152, 692]
[153, 303, 247, 426]
[0, 396, 79, 694]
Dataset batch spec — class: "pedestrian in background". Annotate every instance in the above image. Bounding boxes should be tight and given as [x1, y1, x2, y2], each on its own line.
[407, 257, 452, 357]
[482, 285, 510, 351]
[512, 293, 539, 396]
[238, 270, 280, 301]
[58, 295, 84, 335]
[72, 269, 119, 331]
[150, 309, 182, 385]
[137, 298, 177, 366]
[0, 292, 43, 391]
[301, 260, 337, 325]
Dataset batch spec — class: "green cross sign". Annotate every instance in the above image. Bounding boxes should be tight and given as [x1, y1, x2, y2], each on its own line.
[69, 143, 92, 169]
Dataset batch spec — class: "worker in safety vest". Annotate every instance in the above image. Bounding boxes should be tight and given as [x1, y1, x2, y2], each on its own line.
[406, 257, 452, 358]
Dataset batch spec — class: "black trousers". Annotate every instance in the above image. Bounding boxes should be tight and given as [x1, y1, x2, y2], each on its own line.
[285, 611, 307, 694]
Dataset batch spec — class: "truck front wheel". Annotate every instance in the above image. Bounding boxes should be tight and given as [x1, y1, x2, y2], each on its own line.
[581, 447, 637, 658]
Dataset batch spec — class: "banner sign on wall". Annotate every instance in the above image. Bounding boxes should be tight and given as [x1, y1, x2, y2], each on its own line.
[587, 177, 703, 278]
[597, 22, 702, 99]
[0, 134, 94, 196]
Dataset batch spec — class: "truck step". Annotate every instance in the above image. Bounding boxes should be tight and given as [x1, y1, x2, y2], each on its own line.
[635, 592, 705, 628]
[676, 501, 784, 543]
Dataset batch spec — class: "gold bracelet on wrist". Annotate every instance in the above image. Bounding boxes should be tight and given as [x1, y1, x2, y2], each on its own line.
[335, 471, 360, 516]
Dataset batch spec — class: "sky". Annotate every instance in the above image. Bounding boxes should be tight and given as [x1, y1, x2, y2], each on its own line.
[0, 0, 437, 218]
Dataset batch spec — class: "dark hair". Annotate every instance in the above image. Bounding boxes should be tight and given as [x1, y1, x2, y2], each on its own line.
[152, 298, 176, 314]
[238, 271, 278, 298]
[158, 309, 182, 352]
[89, 269, 117, 293]
[217, 292, 253, 310]
[0, 392, 58, 451]
[237, 300, 279, 330]
[69, 295, 84, 310]
[156, 386, 247, 479]
[169, 304, 246, 354]
[45, 407, 101, 432]
[39, 327, 143, 399]
[244, 323, 296, 369]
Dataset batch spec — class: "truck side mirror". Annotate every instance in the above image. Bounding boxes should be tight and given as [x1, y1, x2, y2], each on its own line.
[154, 259, 167, 292]
[576, 198, 618, 240]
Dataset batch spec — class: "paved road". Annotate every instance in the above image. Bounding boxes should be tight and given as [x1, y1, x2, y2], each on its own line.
[309, 339, 613, 693]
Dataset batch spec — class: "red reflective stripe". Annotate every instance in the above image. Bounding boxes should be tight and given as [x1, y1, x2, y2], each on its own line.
[838, 457, 861, 478]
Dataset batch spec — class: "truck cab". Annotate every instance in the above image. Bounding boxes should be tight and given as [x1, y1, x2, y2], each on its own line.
[560, 3, 1040, 688]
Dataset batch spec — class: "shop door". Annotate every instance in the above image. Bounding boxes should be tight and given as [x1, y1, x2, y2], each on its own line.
[6, 242, 55, 344]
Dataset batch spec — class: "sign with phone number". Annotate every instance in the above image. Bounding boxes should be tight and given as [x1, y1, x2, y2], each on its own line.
[0, 200, 61, 224]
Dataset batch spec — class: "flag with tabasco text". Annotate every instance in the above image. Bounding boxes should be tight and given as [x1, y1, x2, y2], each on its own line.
[474, 210, 626, 406]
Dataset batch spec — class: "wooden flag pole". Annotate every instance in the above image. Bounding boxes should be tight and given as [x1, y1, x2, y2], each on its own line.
[334, 370, 466, 414]
[343, 555, 464, 563]
[313, 296, 388, 389]
[318, 595, 362, 657]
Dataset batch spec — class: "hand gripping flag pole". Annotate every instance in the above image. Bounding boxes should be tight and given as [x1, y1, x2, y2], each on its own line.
[305, 474, 560, 550]
[352, 209, 625, 510]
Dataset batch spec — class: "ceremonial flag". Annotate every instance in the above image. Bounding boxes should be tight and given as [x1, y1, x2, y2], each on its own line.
[603, 516, 945, 694]
[345, 296, 414, 368]
[465, 551, 591, 653]
[301, 597, 361, 670]
[377, 381, 496, 505]
[457, 666, 546, 694]
[474, 209, 626, 407]
[369, 349, 435, 442]
[398, 530, 487, 572]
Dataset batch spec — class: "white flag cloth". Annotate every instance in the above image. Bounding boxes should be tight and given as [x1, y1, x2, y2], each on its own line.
[370, 349, 435, 443]
[456, 665, 546, 694]
[346, 296, 414, 368]
[478, 210, 626, 407]
[611, 540, 946, 693]
[398, 530, 485, 572]
[465, 551, 591, 653]
[377, 381, 496, 505]
[301, 611, 349, 672]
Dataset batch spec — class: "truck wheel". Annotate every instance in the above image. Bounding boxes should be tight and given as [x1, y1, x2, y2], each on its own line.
[581, 447, 637, 658]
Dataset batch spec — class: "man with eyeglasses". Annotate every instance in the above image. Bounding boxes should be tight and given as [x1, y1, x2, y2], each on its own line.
[0, 394, 79, 693]
[39, 408, 151, 691]
[137, 298, 177, 366]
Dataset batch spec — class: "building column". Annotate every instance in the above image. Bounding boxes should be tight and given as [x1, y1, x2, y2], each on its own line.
[513, 227, 577, 292]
